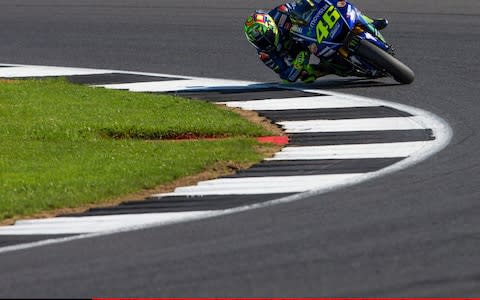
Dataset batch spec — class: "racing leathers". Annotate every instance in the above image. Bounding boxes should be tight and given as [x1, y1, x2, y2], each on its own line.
[256, 2, 320, 83]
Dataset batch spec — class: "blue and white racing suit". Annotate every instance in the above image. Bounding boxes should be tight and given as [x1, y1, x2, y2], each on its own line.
[256, 1, 321, 83]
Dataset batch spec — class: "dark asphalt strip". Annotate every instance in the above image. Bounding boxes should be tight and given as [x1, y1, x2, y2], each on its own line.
[172, 88, 323, 101]
[60, 194, 295, 216]
[228, 158, 405, 177]
[0, 235, 73, 247]
[257, 106, 412, 122]
[64, 73, 185, 85]
[7, 73, 184, 85]
[289, 129, 435, 146]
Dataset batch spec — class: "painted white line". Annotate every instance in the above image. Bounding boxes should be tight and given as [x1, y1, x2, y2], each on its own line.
[99, 78, 258, 93]
[279, 116, 426, 133]
[159, 187, 312, 196]
[0, 63, 192, 80]
[194, 174, 362, 186]
[153, 173, 363, 196]
[0, 66, 112, 78]
[269, 141, 432, 160]
[0, 211, 214, 235]
[193, 173, 358, 187]
[220, 96, 378, 110]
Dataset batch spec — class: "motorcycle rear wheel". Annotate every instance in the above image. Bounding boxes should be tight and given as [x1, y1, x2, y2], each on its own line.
[355, 40, 415, 84]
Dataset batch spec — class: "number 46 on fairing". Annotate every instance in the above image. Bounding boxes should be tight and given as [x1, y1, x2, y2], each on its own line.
[316, 5, 341, 43]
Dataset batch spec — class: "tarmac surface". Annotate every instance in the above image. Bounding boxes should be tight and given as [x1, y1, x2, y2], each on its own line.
[0, 0, 479, 297]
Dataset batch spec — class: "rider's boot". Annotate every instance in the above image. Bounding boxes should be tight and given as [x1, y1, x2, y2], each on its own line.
[362, 15, 389, 31]
[371, 18, 388, 30]
[358, 15, 389, 45]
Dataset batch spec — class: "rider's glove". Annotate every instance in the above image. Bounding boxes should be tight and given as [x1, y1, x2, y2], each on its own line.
[280, 51, 310, 82]
[293, 51, 309, 70]
[300, 64, 330, 83]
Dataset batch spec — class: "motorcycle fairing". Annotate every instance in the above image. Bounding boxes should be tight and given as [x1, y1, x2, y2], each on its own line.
[290, 0, 389, 57]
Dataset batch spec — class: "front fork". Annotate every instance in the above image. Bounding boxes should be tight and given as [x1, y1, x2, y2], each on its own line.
[335, 24, 394, 77]
[348, 26, 391, 52]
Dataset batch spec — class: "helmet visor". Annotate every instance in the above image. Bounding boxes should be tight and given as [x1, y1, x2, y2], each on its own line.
[253, 29, 276, 51]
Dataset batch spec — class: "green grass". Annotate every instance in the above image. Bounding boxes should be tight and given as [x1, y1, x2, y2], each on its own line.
[0, 78, 273, 221]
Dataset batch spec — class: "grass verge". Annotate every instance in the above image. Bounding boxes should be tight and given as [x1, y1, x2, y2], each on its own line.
[0, 78, 279, 222]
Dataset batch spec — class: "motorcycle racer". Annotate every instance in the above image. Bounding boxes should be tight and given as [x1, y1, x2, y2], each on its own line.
[244, 0, 388, 83]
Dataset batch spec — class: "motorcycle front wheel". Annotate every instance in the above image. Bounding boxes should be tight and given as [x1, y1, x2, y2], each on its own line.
[355, 40, 415, 84]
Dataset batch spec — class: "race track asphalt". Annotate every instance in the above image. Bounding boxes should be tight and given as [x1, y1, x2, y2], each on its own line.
[0, 0, 479, 297]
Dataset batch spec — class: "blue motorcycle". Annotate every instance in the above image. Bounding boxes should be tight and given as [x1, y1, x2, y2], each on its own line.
[289, 0, 415, 84]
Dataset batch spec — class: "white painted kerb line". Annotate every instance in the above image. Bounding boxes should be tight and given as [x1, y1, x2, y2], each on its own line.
[279, 116, 426, 133]
[0, 211, 214, 235]
[99, 78, 258, 93]
[220, 96, 378, 110]
[0, 66, 112, 78]
[156, 173, 364, 196]
[269, 141, 433, 160]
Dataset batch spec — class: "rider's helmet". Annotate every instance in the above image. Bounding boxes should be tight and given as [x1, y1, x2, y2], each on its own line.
[244, 12, 280, 52]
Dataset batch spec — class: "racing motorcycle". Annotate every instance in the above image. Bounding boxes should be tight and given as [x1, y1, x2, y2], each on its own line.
[289, 0, 415, 84]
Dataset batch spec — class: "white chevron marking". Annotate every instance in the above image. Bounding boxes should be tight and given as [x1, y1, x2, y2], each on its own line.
[0, 66, 111, 77]
[269, 141, 432, 160]
[279, 116, 426, 133]
[219, 96, 377, 110]
[155, 173, 363, 196]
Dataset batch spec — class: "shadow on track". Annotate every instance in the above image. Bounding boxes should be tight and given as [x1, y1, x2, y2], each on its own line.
[166, 77, 402, 98]
[286, 77, 402, 90]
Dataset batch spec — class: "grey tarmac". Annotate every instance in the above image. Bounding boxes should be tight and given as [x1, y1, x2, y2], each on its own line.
[0, 0, 479, 297]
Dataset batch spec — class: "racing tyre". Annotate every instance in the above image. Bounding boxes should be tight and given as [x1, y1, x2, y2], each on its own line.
[356, 39, 415, 84]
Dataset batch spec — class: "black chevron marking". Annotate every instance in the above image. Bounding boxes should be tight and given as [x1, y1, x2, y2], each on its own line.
[257, 106, 412, 122]
[60, 193, 296, 216]
[173, 87, 324, 102]
[288, 129, 435, 146]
